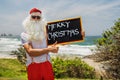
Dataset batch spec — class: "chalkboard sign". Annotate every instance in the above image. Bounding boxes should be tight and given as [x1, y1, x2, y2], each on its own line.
[46, 17, 84, 45]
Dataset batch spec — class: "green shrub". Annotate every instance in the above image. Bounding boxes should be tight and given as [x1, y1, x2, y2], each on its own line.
[12, 46, 26, 64]
[52, 57, 95, 79]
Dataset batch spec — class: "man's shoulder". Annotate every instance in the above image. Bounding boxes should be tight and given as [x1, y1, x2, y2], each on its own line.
[20, 32, 29, 40]
[20, 32, 30, 44]
[21, 32, 27, 37]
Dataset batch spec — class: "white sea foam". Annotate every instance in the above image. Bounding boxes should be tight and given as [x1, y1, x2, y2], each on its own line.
[57, 44, 96, 56]
[0, 37, 96, 58]
[0, 38, 21, 51]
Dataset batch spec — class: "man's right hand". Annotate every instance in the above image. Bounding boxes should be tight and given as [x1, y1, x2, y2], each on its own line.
[48, 41, 59, 53]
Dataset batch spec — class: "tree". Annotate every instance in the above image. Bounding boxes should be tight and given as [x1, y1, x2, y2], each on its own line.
[94, 18, 120, 79]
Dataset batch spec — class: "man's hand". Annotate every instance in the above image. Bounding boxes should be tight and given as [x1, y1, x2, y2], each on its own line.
[81, 31, 85, 38]
[48, 41, 59, 53]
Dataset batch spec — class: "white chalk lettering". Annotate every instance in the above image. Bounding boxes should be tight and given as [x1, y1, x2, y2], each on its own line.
[48, 24, 56, 31]
[47, 21, 70, 31]
[65, 21, 70, 28]
[48, 29, 79, 40]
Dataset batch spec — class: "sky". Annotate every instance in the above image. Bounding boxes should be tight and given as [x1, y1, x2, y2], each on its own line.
[0, 0, 120, 36]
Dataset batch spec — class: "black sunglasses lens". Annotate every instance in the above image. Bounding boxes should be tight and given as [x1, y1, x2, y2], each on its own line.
[37, 16, 40, 19]
[32, 16, 41, 19]
[32, 16, 36, 19]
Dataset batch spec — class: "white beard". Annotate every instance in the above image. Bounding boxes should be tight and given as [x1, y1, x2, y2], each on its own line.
[23, 15, 47, 41]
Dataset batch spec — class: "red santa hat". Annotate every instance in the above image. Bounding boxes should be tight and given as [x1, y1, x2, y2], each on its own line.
[29, 8, 42, 14]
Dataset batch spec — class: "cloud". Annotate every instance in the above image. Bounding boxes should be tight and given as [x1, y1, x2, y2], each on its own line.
[49, 0, 120, 16]
[0, 0, 120, 35]
[43, 0, 120, 36]
[85, 1, 120, 15]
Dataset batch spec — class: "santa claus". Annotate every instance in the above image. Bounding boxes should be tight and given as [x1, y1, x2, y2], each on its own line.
[21, 8, 58, 80]
[22, 8, 47, 41]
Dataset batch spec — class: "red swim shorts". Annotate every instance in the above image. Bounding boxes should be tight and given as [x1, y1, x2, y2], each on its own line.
[27, 61, 54, 80]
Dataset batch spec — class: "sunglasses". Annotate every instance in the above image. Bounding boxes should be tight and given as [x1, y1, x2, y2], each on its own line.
[31, 16, 41, 19]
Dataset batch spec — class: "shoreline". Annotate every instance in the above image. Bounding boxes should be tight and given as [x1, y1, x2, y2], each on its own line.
[0, 45, 95, 59]
[0, 51, 17, 59]
[0, 54, 17, 59]
[0, 51, 91, 59]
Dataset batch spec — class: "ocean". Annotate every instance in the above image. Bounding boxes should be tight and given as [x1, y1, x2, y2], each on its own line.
[0, 35, 101, 58]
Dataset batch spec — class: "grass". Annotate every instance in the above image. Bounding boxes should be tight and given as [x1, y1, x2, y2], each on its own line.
[0, 77, 100, 80]
[0, 58, 27, 80]
[0, 58, 97, 80]
[0, 78, 101, 80]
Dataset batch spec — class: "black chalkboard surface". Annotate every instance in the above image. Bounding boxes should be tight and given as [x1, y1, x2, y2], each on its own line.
[46, 17, 84, 45]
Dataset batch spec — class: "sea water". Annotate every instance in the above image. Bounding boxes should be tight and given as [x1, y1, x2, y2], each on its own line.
[0, 35, 101, 58]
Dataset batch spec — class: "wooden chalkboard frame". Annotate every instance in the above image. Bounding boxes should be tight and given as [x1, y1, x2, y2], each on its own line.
[46, 17, 84, 46]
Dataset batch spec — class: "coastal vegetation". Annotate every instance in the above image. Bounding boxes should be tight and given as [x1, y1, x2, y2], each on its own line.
[0, 57, 95, 79]
[93, 18, 120, 79]
[52, 57, 95, 79]
[0, 59, 27, 80]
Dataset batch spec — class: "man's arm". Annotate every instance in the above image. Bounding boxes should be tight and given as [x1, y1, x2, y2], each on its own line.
[23, 43, 58, 57]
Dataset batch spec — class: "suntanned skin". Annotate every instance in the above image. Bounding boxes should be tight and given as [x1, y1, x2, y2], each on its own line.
[23, 41, 59, 57]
